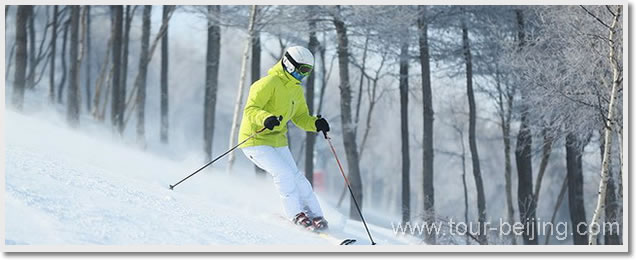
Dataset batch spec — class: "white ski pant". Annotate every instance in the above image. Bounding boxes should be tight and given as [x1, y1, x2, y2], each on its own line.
[241, 145, 324, 220]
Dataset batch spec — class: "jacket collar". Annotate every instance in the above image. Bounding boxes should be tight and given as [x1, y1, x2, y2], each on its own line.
[268, 61, 301, 87]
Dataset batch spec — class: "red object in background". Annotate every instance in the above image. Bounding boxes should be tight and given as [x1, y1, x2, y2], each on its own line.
[313, 170, 325, 192]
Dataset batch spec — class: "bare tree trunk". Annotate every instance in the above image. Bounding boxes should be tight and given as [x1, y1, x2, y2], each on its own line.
[398, 39, 410, 224]
[354, 33, 369, 133]
[514, 9, 537, 245]
[461, 18, 487, 245]
[99, 67, 113, 121]
[494, 63, 516, 245]
[135, 5, 152, 145]
[204, 5, 221, 160]
[120, 5, 131, 120]
[91, 34, 112, 118]
[317, 32, 332, 115]
[227, 5, 257, 172]
[589, 6, 622, 245]
[358, 57, 385, 158]
[26, 6, 36, 89]
[160, 5, 172, 142]
[566, 133, 587, 245]
[418, 5, 435, 245]
[333, 6, 363, 220]
[84, 6, 91, 111]
[544, 175, 568, 245]
[57, 19, 69, 104]
[452, 126, 469, 245]
[66, 6, 83, 126]
[251, 9, 266, 176]
[534, 128, 554, 208]
[601, 129, 620, 245]
[13, 6, 30, 110]
[305, 17, 319, 184]
[122, 6, 173, 132]
[111, 5, 124, 133]
[6, 43, 16, 85]
[49, 5, 58, 103]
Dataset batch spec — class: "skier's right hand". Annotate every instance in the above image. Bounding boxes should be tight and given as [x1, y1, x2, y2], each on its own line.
[264, 115, 281, 130]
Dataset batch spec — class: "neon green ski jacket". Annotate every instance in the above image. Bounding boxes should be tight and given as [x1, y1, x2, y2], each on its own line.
[238, 61, 318, 148]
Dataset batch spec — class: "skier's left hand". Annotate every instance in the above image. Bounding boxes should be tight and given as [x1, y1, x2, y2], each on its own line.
[315, 117, 330, 133]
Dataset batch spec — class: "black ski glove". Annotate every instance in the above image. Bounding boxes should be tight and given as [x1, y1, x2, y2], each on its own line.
[264, 115, 281, 130]
[315, 117, 330, 133]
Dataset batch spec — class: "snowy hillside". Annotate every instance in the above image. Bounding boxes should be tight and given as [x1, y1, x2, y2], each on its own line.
[4, 110, 420, 246]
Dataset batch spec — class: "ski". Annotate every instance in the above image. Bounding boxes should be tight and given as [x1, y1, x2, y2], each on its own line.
[340, 239, 357, 245]
[314, 231, 357, 245]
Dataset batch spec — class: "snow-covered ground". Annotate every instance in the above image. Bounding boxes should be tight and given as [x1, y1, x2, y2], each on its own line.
[4, 110, 420, 246]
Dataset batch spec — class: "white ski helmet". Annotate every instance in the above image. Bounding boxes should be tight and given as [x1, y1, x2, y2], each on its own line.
[282, 46, 314, 81]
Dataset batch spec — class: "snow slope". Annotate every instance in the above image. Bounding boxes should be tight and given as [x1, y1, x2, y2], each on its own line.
[4, 110, 419, 246]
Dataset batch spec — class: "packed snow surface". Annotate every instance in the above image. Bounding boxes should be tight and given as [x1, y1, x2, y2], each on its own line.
[5, 110, 419, 246]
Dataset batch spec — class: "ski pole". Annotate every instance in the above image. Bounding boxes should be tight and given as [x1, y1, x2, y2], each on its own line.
[322, 131, 376, 245]
[169, 123, 272, 190]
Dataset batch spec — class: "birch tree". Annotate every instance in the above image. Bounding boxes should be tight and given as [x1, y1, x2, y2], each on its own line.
[227, 5, 258, 172]
[589, 5, 622, 245]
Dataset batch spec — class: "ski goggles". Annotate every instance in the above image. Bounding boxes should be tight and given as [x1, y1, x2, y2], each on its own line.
[284, 52, 313, 76]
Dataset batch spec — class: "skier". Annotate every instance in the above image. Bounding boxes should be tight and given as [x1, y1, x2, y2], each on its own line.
[239, 46, 331, 231]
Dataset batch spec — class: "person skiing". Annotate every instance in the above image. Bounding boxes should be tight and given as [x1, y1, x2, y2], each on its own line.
[239, 46, 330, 231]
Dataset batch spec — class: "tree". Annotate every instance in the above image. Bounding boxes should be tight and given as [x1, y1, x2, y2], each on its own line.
[12, 5, 30, 110]
[91, 24, 113, 120]
[398, 37, 410, 224]
[513, 9, 538, 245]
[589, 5, 622, 245]
[120, 5, 133, 123]
[601, 129, 620, 245]
[66, 6, 83, 126]
[305, 15, 319, 185]
[227, 5, 257, 172]
[461, 16, 487, 245]
[26, 6, 36, 89]
[57, 18, 69, 103]
[504, 5, 623, 244]
[84, 6, 91, 111]
[332, 5, 364, 220]
[49, 5, 58, 103]
[160, 5, 172, 143]
[135, 5, 152, 144]
[566, 133, 587, 245]
[123, 6, 173, 135]
[418, 5, 436, 245]
[111, 5, 124, 133]
[204, 5, 221, 160]
[251, 7, 266, 176]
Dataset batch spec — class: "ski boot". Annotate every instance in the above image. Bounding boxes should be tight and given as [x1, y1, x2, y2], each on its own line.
[312, 216, 329, 231]
[293, 212, 312, 228]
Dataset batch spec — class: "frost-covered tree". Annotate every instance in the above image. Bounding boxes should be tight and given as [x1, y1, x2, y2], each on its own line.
[505, 5, 623, 245]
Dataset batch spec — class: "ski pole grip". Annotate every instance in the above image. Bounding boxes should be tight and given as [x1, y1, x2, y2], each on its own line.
[316, 115, 328, 139]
